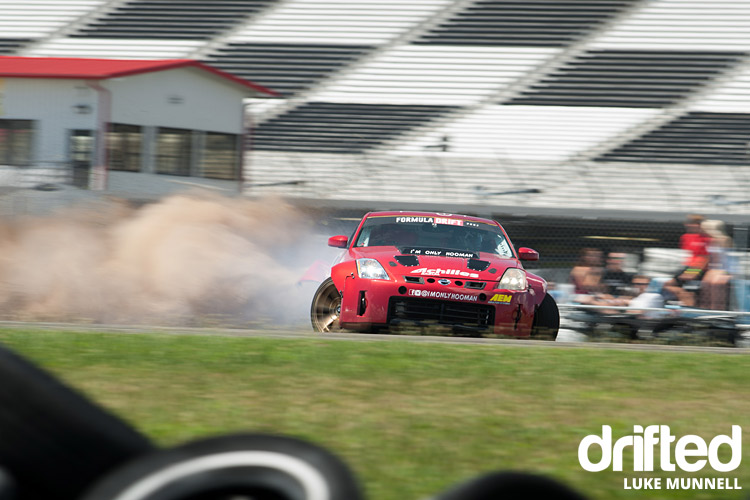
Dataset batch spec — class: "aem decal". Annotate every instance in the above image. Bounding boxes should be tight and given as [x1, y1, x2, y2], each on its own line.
[489, 293, 512, 304]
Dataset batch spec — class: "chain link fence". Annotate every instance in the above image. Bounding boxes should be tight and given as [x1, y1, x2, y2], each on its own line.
[1, 160, 748, 343]
[478, 212, 750, 317]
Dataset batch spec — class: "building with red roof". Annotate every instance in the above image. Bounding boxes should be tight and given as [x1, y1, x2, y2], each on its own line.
[0, 56, 277, 191]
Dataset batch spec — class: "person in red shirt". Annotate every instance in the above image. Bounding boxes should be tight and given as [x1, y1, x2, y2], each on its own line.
[663, 214, 711, 306]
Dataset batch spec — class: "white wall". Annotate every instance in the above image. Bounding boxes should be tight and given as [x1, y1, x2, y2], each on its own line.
[0, 67, 251, 169]
[108, 67, 248, 133]
[0, 77, 98, 164]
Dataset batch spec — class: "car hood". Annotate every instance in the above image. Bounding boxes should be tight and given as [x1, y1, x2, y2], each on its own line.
[350, 246, 518, 281]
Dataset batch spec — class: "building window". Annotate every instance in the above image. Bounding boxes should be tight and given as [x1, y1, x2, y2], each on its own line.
[201, 132, 239, 180]
[0, 119, 33, 166]
[156, 127, 192, 176]
[107, 123, 142, 172]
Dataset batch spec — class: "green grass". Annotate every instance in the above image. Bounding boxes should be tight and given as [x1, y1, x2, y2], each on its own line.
[0, 328, 747, 500]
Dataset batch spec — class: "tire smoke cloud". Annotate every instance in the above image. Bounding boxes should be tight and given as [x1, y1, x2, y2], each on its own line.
[0, 193, 329, 327]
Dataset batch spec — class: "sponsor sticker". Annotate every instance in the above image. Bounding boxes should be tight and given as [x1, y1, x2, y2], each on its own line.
[404, 248, 477, 259]
[408, 289, 478, 302]
[396, 216, 433, 223]
[410, 267, 480, 279]
[489, 293, 512, 304]
[395, 216, 463, 226]
[435, 217, 463, 226]
[578, 425, 743, 491]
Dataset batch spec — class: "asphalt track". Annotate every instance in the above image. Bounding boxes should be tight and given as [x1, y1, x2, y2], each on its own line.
[1, 321, 748, 355]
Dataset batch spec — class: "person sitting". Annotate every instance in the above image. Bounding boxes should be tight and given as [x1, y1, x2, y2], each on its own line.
[625, 275, 664, 317]
[601, 252, 633, 297]
[569, 273, 655, 320]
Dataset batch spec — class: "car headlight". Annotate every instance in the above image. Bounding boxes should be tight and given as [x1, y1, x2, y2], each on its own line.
[356, 258, 390, 280]
[496, 268, 527, 291]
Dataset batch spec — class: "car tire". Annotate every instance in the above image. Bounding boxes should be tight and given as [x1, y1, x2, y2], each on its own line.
[310, 278, 344, 332]
[433, 471, 588, 500]
[79, 433, 364, 500]
[0, 343, 154, 500]
[531, 293, 560, 340]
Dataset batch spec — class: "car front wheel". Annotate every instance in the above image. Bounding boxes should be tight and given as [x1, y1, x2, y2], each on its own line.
[310, 278, 344, 332]
[531, 293, 560, 340]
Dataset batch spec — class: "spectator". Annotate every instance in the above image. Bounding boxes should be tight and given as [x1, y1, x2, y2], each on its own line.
[601, 251, 633, 296]
[570, 248, 605, 304]
[699, 219, 735, 310]
[574, 273, 653, 313]
[626, 275, 665, 316]
[662, 214, 711, 306]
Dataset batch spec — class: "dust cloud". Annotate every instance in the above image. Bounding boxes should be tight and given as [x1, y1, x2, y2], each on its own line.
[0, 193, 331, 327]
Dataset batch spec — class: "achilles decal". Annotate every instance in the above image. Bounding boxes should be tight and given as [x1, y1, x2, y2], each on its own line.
[410, 268, 480, 278]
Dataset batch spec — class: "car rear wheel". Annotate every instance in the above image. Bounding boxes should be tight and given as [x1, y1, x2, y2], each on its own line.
[310, 278, 344, 332]
[531, 293, 559, 340]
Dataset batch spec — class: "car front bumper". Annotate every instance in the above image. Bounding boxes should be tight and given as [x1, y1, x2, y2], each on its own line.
[338, 276, 537, 336]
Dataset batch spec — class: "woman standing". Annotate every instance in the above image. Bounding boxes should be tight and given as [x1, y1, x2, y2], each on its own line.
[699, 219, 735, 310]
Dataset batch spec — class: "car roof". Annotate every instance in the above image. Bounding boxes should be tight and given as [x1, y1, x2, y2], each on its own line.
[363, 211, 499, 226]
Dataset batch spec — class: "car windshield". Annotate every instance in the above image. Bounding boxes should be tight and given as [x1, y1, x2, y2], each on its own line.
[354, 215, 513, 257]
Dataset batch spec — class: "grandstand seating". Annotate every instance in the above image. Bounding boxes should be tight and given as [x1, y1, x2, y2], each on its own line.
[71, 0, 276, 39]
[692, 64, 750, 112]
[414, 0, 639, 47]
[592, 0, 750, 51]
[598, 112, 750, 165]
[252, 101, 457, 153]
[312, 45, 556, 105]
[0, 39, 30, 54]
[206, 43, 374, 97]
[223, 0, 452, 46]
[509, 50, 747, 108]
[0, 1, 106, 38]
[5, 0, 750, 215]
[390, 104, 659, 160]
[202, 0, 454, 99]
[26, 37, 205, 58]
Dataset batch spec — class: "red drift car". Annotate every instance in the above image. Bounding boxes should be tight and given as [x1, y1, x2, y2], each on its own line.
[311, 211, 559, 339]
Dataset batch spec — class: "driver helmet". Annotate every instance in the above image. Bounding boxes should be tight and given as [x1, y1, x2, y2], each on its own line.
[463, 231, 483, 250]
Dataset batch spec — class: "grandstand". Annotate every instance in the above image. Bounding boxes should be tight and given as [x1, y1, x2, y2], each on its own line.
[3, 0, 750, 214]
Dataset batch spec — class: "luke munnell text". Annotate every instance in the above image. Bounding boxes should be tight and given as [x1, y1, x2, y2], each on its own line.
[624, 477, 741, 490]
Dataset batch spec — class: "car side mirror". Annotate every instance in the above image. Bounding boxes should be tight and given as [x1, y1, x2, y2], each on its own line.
[328, 235, 349, 248]
[518, 247, 539, 261]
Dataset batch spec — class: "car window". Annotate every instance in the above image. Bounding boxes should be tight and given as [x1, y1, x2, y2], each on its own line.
[354, 216, 513, 257]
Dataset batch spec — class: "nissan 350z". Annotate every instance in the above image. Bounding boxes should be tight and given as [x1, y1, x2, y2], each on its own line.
[310, 211, 559, 339]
